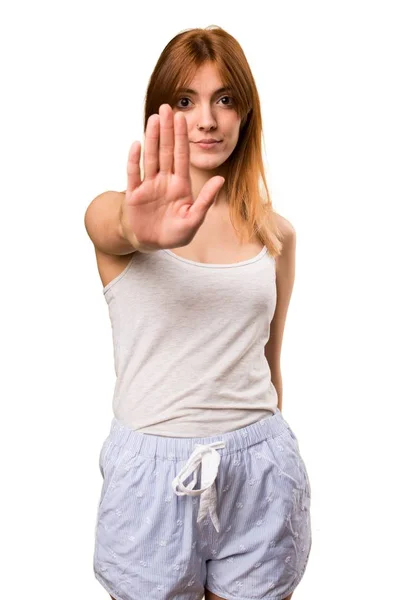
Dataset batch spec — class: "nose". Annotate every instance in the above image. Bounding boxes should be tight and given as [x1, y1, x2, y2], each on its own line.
[196, 104, 217, 131]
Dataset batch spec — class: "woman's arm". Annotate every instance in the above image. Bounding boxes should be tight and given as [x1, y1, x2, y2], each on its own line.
[265, 216, 296, 412]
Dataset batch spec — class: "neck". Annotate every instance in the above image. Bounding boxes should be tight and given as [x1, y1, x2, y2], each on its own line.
[190, 165, 229, 209]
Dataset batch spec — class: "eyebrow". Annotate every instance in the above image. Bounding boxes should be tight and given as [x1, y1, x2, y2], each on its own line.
[177, 86, 232, 96]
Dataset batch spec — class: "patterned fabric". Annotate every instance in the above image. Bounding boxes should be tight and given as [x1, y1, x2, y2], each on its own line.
[93, 407, 312, 600]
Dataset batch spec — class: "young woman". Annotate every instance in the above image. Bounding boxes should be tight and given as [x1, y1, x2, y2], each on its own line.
[85, 25, 312, 600]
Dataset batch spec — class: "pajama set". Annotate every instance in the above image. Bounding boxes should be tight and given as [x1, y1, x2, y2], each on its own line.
[93, 246, 312, 600]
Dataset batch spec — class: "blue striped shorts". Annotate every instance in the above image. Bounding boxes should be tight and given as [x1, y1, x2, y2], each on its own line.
[93, 407, 312, 600]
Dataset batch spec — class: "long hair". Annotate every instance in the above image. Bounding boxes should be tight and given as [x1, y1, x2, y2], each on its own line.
[143, 25, 284, 257]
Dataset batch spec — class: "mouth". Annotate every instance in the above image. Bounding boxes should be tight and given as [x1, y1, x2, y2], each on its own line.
[193, 141, 222, 149]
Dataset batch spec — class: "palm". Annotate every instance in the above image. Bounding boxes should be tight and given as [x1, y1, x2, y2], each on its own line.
[124, 171, 195, 247]
[121, 104, 225, 251]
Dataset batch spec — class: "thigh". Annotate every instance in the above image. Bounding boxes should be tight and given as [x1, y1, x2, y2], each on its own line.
[205, 427, 312, 599]
[93, 445, 207, 600]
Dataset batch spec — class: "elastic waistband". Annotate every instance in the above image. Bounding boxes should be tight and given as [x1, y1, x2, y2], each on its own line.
[106, 407, 290, 460]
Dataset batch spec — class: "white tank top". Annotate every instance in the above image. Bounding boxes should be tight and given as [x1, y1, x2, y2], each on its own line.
[102, 246, 278, 437]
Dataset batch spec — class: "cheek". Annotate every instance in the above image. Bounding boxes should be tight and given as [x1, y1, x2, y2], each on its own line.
[225, 120, 241, 141]
[225, 132, 240, 152]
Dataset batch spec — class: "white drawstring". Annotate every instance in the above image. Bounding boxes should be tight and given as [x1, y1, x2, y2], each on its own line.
[171, 441, 226, 533]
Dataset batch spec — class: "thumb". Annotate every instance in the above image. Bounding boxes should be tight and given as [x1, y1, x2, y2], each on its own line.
[189, 176, 226, 224]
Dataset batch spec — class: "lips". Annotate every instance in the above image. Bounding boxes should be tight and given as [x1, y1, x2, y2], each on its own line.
[193, 140, 222, 149]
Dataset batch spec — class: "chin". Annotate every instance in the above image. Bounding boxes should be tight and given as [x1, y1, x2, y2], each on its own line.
[190, 153, 229, 168]
[190, 160, 225, 172]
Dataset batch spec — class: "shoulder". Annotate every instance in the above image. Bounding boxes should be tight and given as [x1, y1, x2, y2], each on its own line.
[271, 211, 296, 273]
[272, 211, 296, 241]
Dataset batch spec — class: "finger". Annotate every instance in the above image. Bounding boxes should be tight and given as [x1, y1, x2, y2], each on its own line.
[143, 113, 160, 179]
[126, 141, 142, 193]
[188, 177, 225, 225]
[159, 104, 175, 174]
[173, 111, 190, 179]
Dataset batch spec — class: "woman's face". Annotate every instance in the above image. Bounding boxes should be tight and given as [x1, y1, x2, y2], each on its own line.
[172, 62, 242, 173]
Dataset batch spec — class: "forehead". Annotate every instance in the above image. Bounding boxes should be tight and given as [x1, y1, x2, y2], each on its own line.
[184, 63, 225, 92]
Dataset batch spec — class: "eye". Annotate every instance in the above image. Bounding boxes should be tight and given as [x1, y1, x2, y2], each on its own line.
[219, 96, 234, 106]
[176, 97, 192, 109]
[175, 96, 234, 109]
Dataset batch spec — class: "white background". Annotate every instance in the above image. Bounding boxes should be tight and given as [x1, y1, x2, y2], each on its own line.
[1, 0, 393, 598]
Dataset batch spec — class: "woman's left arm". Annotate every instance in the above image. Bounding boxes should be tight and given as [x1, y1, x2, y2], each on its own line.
[265, 217, 296, 413]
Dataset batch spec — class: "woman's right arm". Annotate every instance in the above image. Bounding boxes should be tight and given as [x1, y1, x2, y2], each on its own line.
[84, 190, 138, 256]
